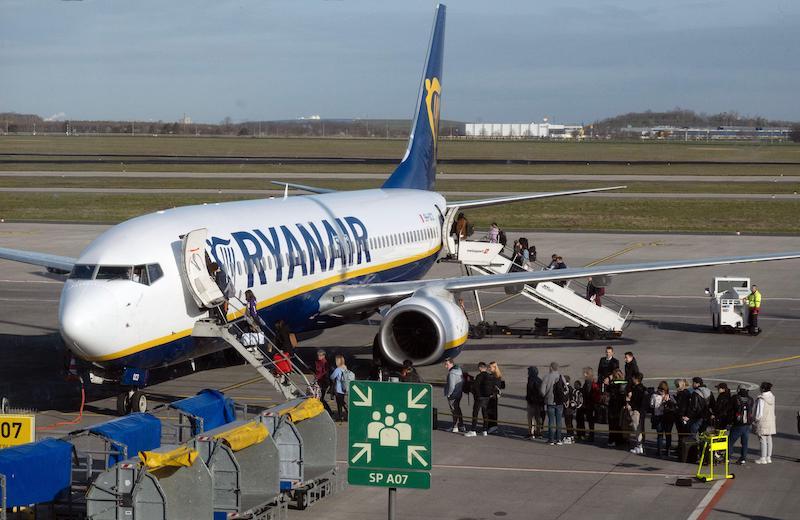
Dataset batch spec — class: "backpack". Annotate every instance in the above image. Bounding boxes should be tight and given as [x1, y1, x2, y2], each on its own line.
[528, 246, 537, 262]
[568, 387, 583, 410]
[734, 395, 752, 425]
[466, 222, 474, 237]
[553, 376, 568, 406]
[498, 230, 508, 246]
[662, 396, 678, 415]
[339, 369, 356, 393]
[462, 372, 474, 396]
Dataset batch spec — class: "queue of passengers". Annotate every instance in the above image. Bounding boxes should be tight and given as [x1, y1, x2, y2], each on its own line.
[441, 346, 777, 465]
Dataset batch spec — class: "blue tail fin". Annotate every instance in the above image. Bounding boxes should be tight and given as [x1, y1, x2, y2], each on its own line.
[382, 4, 445, 191]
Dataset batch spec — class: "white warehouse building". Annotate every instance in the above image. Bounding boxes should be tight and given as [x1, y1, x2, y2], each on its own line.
[464, 122, 583, 139]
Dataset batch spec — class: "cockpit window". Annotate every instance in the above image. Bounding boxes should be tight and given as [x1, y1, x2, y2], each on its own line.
[69, 264, 96, 280]
[147, 264, 163, 284]
[96, 266, 133, 280]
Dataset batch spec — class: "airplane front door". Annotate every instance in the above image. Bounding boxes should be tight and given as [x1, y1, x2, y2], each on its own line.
[181, 228, 226, 309]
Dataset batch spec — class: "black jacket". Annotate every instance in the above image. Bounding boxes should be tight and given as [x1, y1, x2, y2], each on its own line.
[597, 356, 620, 384]
[624, 358, 640, 383]
[474, 371, 496, 399]
[525, 367, 544, 405]
[628, 382, 648, 413]
[712, 392, 734, 428]
[676, 389, 691, 418]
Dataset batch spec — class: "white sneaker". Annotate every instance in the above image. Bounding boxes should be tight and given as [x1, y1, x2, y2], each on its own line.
[450, 426, 460, 433]
[755, 458, 768, 464]
[638, 446, 644, 455]
[767, 457, 772, 463]
[482, 431, 488, 437]
[464, 431, 477, 437]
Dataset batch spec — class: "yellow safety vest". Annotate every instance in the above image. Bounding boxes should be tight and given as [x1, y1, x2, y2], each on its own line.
[747, 290, 761, 309]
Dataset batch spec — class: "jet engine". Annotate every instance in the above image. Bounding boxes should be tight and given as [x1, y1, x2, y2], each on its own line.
[377, 290, 468, 366]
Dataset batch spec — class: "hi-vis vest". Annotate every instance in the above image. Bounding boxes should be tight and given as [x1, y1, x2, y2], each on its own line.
[747, 290, 762, 309]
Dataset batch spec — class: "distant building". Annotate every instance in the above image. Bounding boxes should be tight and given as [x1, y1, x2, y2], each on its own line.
[464, 121, 583, 139]
[180, 114, 192, 125]
[619, 125, 790, 141]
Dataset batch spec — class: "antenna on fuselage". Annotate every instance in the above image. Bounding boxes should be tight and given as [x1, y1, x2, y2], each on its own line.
[283, 183, 289, 200]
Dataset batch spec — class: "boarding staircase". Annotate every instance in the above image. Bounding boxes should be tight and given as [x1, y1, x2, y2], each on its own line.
[457, 241, 633, 337]
[192, 301, 311, 400]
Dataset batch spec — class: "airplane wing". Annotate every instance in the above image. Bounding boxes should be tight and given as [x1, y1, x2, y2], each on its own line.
[270, 181, 337, 194]
[0, 246, 76, 273]
[318, 251, 800, 315]
[446, 186, 626, 209]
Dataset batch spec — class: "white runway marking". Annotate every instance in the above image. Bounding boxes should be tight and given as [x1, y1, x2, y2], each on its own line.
[0, 279, 62, 284]
[0, 297, 59, 302]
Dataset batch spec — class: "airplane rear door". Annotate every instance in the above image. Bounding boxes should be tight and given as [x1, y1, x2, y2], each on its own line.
[181, 228, 226, 309]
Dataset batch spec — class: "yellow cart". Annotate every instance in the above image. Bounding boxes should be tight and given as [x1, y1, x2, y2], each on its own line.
[697, 429, 735, 482]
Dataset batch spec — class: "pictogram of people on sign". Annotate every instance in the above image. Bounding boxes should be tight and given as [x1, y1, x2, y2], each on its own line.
[368, 404, 412, 447]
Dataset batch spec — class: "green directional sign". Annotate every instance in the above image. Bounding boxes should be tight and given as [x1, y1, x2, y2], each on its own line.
[347, 381, 432, 490]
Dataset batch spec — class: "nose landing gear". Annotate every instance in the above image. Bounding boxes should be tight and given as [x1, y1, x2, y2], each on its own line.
[116, 390, 148, 415]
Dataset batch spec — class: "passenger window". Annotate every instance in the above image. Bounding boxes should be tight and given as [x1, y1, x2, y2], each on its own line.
[147, 263, 163, 284]
[69, 264, 96, 280]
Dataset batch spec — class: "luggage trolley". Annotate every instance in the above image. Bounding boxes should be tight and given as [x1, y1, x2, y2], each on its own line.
[189, 420, 286, 520]
[259, 398, 339, 510]
[151, 388, 241, 444]
[86, 444, 213, 520]
[0, 439, 73, 519]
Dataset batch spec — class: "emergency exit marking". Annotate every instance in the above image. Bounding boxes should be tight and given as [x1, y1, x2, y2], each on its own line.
[347, 467, 431, 489]
[0, 414, 35, 449]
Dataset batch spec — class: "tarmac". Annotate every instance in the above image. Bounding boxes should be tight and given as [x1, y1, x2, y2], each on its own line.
[1, 222, 799, 519]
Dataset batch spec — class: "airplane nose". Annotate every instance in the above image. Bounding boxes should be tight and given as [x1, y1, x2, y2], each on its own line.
[59, 282, 123, 360]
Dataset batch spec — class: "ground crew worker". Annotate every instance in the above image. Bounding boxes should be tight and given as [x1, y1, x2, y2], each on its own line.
[743, 284, 762, 335]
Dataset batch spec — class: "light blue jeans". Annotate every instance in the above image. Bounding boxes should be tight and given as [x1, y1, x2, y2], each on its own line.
[547, 404, 563, 443]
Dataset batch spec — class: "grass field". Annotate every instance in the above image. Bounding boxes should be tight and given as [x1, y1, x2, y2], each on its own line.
[3, 135, 800, 162]
[2, 136, 799, 232]
[4, 162, 800, 176]
[1, 192, 798, 233]
[0, 176, 798, 194]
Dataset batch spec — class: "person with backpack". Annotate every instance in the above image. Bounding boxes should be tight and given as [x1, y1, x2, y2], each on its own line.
[564, 377, 583, 444]
[651, 380, 677, 458]
[729, 385, 754, 465]
[754, 381, 776, 464]
[607, 368, 628, 447]
[466, 362, 492, 437]
[498, 229, 508, 248]
[540, 362, 568, 445]
[443, 358, 465, 433]
[687, 377, 714, 439]
[210, 262, 235, 322]
[330, 354, 353, 422]
[400, 359, 422, 383]
[577, 367, 600, 442]
[711, 382, 735, 430]
[525, 366, 545, 439]
[674, 378, 692, 456]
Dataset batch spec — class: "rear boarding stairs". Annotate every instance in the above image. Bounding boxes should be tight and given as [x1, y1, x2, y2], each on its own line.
[441, 211, 632, 339]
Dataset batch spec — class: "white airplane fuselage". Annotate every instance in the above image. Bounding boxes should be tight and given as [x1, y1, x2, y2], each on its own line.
[59, 189, 449, 370]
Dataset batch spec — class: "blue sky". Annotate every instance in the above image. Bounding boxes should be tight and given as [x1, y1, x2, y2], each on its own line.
[1, 0, 798, 123]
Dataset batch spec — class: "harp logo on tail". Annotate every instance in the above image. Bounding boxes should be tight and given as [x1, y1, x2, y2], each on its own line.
[425, 77, 441, 146]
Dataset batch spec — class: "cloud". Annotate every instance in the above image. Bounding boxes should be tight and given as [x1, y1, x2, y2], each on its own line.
[44, 112, 66, 121]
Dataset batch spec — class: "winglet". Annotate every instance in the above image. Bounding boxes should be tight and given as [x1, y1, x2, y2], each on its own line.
[382, 4, 446, 191]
